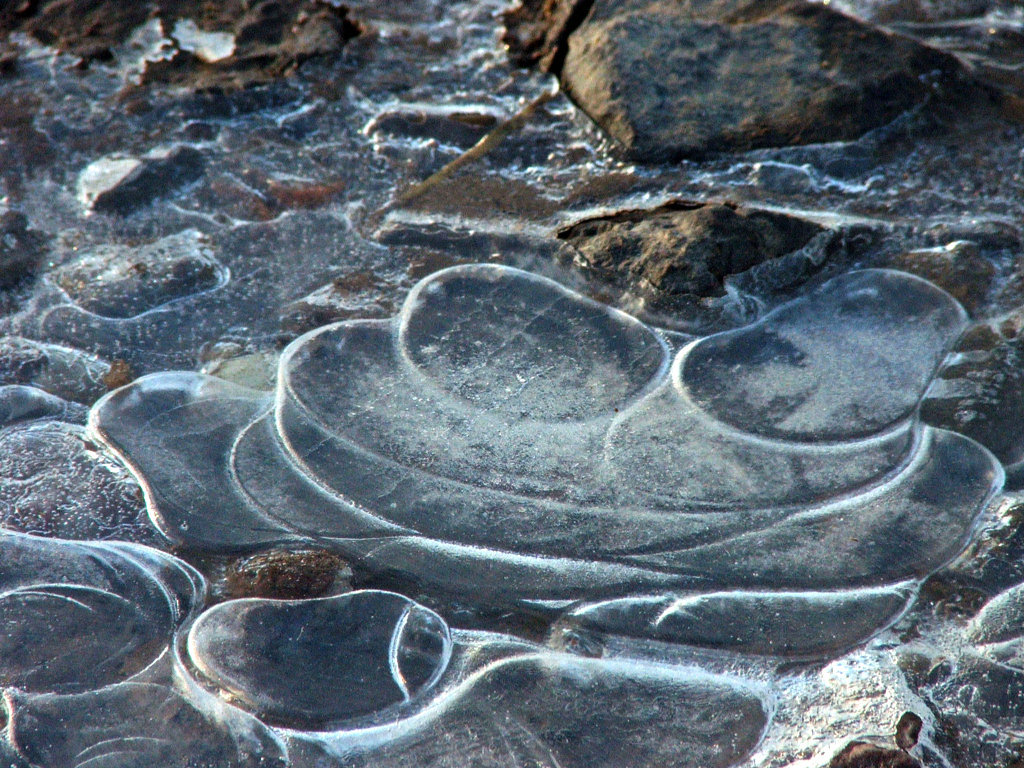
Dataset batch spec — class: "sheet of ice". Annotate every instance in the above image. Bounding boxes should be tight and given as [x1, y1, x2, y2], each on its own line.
[188, 591, 452, 727]
[89, 264, 1003, 658]
[0, 419, 152, 542]
[0, 532, 203, 693]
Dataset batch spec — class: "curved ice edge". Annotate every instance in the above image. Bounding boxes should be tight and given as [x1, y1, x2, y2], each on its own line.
[559, 582, 918, 661]
[87, 374, 296, 550]
[394, 263, 674, 421]
[0, 529, 207, 692]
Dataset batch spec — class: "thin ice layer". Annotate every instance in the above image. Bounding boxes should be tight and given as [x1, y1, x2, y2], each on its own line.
[188, 591, 451, 727]
[680, 269, 967, 441]
[88, 264, 1002, 652]
[309, 654, 768, 768]
[5, 682, 284, 768]
[91, 373, 292, 550]
[0, 532, 203, 693]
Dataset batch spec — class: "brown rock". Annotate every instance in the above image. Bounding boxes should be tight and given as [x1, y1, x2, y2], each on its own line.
[225, 549, 348, 600]
[828, 742, 919, 768]
[102, 359, 135, 391]
[895, 711, 923, 751]
[547, 0, 976, 161]
[0, 1, 361, 89]
[558, 200, 824, 308]
[887, 241, 996, 315]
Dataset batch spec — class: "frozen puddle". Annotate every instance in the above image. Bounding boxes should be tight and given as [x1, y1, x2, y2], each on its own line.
[0, 265, 1004, 766]
[93, 265, 1001, 652]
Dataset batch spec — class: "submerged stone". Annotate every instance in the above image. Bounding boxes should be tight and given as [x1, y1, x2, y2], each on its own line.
[51, 229, 225, 319]
[225, 548, 348, 599]
[0, 336, 115, 404]
[0, 212, 48, 290]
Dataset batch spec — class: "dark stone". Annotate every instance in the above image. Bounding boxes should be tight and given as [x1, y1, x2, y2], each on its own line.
[226, 549, 348, 599]
[279, 272, 393, 336]
[552, 0, 976, 161]
[921, 313, 1024, 469]
[502, 0, 594, 72]
[83, 146, 205, 215]
[828, 742, 920, 768]
[895, 711, 923, 751]
[557, 200, 824, 307]
[52, 230, 223, 318]
[369, 109, 498, 148]
[0, 212, 48, 290]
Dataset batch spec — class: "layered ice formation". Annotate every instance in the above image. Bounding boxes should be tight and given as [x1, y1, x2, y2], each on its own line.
[90, 264, 1003, 658]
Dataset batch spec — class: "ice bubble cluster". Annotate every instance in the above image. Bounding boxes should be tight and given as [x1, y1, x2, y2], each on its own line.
[91, 264, 1002, 658]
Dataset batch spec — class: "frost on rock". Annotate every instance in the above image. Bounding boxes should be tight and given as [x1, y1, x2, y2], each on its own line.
[91, 264, 1003, 659]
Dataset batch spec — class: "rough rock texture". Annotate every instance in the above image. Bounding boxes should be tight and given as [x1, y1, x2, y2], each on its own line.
[557, 200, 825, 308]
[887, 241, 996, 316]
[507, 0, 978, 161]
[828, 742, 920, 768]
[0, 0, 361, 89]
[279, 271, 393, 337]
[225, 549, 348, 599]
[922, 315, 1024, 473]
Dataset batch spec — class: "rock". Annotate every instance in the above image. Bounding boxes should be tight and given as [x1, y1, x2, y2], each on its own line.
[0, 1, 361, 88]
[551, 0, 974, 161]
[140, 0, 362, 91]
[202, 351, 277, 391]
[828, 742, 920, 768]
[502, 0, 593, 72]
[368, 107, 499, 149]
[77, 146, 205, 215]
[279, 271, 393, 336]
[895, 711, 923, 750]
[0, 336, 112, 404]
[0, 211, 48, 289]
[921, 314, 1024, 471]
[887, 241, 996, 315]
[52, 230, 224, 318]
[557, 200, 825, 315]
[225, 549, 348, 599]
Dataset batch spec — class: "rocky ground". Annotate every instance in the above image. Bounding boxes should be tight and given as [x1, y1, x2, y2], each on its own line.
[4, 1, 1024, 766]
